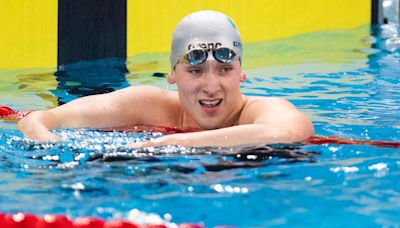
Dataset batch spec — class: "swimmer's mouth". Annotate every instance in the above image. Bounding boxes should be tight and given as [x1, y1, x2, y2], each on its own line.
[199, 99, 222, 107]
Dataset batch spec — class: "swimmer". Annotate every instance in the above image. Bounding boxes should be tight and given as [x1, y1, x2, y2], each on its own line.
[17, 10, 314, 147]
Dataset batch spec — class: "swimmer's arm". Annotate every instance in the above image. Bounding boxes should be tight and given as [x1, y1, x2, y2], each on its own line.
[18, 86, 171, 141]
[130, 98, 314, 147]
[131, 123, 309, 148]
[17, 91, 131, 141]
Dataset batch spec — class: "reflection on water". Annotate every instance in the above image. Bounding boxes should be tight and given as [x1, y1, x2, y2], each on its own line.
[55, 58, 129, 104]
[0, 58, 129, 108]
[0, 69, 58, 110]
[366, 25, 400, 132]
[15, 72, 59, 109]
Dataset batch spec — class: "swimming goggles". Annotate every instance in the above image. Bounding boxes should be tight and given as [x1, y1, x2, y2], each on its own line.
[180, 47, 238, 65]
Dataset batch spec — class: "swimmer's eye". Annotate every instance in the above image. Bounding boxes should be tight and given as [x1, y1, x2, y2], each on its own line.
[187, 68, 203, 75]
[220, 66, 233, 74]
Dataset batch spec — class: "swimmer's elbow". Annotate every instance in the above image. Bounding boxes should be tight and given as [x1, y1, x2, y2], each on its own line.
[291, 114, 314, 142]
[262, 113, 314, 143]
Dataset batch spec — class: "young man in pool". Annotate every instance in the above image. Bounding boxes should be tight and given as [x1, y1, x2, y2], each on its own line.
[17, 10, 314, 147]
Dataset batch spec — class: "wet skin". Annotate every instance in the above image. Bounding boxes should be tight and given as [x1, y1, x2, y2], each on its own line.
[17, 59, 314, 146]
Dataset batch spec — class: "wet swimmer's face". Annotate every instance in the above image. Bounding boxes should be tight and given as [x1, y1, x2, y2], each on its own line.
[168, 59, 246, 129]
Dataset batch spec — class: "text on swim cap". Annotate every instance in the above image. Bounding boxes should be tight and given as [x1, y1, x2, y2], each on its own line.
[187, 41, 241, 51]
[188, 43, 222, 51]
[233, 41, 242, 48]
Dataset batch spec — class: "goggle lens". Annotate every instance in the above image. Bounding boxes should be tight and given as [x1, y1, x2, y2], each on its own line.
[181, 47, 237, 65]
[183, 49, 208, 65]
[213, 47, 236, 63]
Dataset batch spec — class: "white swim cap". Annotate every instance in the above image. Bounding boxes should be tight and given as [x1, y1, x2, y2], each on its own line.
[170, 10, 242, 69]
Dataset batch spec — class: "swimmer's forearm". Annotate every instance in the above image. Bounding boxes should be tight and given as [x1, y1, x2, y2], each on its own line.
[148, 124, 314, 147]
[17, 111, 61, 141]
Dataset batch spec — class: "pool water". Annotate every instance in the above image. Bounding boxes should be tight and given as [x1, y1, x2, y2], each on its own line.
[1, 24, 400, 227]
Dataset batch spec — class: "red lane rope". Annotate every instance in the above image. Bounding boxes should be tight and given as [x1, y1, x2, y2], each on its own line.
[306, 136, 400, 148]
[1, 105, 399, 148]
[0, 105, 31, 120]
[0, 212, 206, 228]
[0, 106, 15, 117]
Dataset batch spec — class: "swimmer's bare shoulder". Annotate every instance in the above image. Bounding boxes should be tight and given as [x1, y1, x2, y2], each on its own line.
[107, 85, 181, 127]
[239, 96, 314, 138]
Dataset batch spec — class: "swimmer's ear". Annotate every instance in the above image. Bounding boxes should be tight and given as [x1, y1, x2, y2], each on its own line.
[240, 71, 247, 83]
[167, 71, 176, 84]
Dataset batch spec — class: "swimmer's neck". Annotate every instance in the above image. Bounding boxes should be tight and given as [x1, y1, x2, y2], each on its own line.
[179, 111, 201, 129]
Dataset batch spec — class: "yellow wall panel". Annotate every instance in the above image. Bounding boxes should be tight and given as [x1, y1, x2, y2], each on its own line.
[0, 0, 57, 69]
[128, 0, 370, 56]
[0, 0, 370, 68]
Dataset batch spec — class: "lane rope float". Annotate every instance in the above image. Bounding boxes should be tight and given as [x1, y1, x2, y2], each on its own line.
[0, 212, 207, 228]
[0, 105, 31, 120]
[306, 135, 400, 148]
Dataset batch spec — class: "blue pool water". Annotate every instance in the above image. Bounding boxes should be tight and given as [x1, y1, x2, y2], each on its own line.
[1, 24, 400, 227]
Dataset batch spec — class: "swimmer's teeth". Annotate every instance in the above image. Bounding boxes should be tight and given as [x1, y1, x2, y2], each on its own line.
[200, 99, 221, 106]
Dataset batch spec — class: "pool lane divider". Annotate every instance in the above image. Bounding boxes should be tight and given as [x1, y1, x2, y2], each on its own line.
[0, 106, 31, 120]
[1, 105, 400, 148]
[0, 212, 208, 228]
[0, 106, 15, 117]
[306, 136, 400, 148]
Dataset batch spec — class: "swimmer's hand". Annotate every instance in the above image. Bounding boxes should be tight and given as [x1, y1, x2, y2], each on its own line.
[26, 130, 62, 142]
[17, 110, 62, 142]
[19, 124, 62, 142]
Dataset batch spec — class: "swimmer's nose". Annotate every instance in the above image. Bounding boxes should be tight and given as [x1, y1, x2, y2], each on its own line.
[202, 71, 221, 95]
